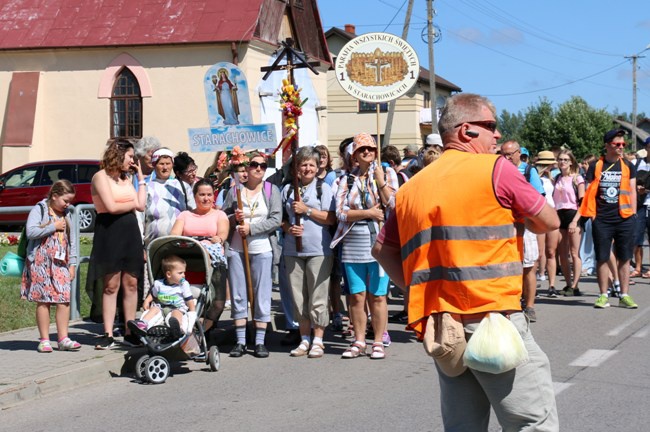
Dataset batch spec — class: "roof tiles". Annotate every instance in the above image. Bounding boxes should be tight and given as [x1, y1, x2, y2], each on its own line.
[0, 0, 266, 49]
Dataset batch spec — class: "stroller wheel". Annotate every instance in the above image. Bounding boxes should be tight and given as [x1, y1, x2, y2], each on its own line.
[208, 345, 220, 372]
[144, 356, 170, 384]
[135, 355, 150, 381]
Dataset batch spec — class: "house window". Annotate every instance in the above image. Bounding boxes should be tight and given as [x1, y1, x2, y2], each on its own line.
[111, 68, 142, 139]
[359, 101, 388, 113]
[423, 91, 430, 108]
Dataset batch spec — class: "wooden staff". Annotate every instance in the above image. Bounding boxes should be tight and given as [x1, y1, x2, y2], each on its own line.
[235, 181, 255, 318]
[376, 102, 382, 161]
[261, 38, 320, 251]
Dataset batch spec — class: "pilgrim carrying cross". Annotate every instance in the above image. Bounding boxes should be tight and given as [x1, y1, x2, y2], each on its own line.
[261, 38, 320, 252]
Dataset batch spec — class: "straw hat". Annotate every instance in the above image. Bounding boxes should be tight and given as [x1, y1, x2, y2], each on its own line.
[536, 150, 556, 165]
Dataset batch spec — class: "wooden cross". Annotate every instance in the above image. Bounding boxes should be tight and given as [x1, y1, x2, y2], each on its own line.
[261, 38, 320, 252]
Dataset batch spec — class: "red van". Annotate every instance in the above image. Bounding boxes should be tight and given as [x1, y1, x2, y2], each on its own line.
[0, 160, 100, 232]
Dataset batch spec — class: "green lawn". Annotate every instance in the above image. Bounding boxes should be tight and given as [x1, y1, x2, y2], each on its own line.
[0, 243, 93, 333]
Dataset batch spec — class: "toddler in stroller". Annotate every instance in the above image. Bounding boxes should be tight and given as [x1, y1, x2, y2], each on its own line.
[128, 255, 195, 340]
[129, 236, 220, 384]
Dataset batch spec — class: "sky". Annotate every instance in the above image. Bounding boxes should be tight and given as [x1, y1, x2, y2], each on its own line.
[318, 0, 650, 117]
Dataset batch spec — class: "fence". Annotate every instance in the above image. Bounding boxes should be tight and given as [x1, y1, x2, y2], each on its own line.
[0, 204, 94, 320]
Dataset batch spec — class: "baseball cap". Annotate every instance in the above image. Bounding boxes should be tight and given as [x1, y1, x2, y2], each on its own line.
[425, 134, 443, 147]
[644, 136, 650, 146]
[603, 128, 626, 143]
[520, 148, 530, 157]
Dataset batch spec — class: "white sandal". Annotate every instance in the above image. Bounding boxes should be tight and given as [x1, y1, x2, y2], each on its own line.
[290, 340, 310, 357]
[370, 342, 386, 360]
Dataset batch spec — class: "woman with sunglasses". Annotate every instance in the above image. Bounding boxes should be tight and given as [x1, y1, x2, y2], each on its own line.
[222, 152, 281, 358]
[331, 133, 398, 360]
[553, 149, 585, 296]
[87, 138, 146, 349]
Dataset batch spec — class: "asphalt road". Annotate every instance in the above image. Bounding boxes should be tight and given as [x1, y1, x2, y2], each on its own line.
[3, 275, 650, 431]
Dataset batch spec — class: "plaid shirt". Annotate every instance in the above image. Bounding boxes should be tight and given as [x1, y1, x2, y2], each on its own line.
[330, 164, 398, 248]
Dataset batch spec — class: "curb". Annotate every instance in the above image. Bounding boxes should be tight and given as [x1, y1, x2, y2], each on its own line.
[0, 351, 124, 410]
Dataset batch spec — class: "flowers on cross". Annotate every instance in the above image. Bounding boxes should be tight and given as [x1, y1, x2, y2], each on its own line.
[272, 78, 307, 156]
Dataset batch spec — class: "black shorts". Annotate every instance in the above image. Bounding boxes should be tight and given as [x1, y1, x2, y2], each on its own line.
[557, 209, 578, 230]
[592, 216, 635, 263]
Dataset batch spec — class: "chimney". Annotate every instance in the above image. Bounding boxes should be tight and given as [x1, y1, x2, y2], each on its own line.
[344, 24, 356, 35]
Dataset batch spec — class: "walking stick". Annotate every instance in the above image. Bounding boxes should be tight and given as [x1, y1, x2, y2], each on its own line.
[235, 180, 255, 319]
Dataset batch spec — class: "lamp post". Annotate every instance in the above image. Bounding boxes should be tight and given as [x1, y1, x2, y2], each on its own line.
[626, 44, 650, 149]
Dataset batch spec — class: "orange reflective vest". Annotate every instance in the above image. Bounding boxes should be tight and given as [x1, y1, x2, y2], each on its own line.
[395, 150, 523, 338]
[579, 157, 634, 219]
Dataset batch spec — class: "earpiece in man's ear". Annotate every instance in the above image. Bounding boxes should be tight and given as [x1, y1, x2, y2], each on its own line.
[465, 130, 479, 138]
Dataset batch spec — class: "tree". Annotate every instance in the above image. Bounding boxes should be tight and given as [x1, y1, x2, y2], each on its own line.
[498, 109, 525, 143]
[554, 96, 613, 159]
[520, 98, 558, 154]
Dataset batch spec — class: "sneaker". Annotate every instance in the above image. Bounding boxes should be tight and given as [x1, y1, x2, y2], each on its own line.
[594, 294, 610, 309]
[573, 287, 583, 297]
[619, 295, 638, 309]
[169, 317, 183, 340]
[37, 340, 53, 353]
[224, 300, 231, 311]
[561, 286, 573, 296]
[127, 319, 147, 337]
[547, 287, 559, 298]
[523, 307, 537, 322]
[95, 334, 116, 350]
[537, 273, 547, 281]
[382, 331, 392, 347]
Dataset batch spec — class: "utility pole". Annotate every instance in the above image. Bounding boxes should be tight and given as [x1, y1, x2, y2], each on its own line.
[382, 0, 414, 147]
[626, 44, 650, 150]
[427, 0, 438, 133]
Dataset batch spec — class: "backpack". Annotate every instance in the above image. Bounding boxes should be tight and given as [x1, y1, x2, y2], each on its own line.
[523, 164, 537, 183]
[17, 203, 46, 259]
[553, 173, 580, 201]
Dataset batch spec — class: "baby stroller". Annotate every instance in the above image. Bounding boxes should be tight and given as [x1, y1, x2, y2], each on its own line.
[132, 236, 220, 384]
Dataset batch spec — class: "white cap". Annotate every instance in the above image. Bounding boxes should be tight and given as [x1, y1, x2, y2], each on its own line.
[426, 133, 443, 147]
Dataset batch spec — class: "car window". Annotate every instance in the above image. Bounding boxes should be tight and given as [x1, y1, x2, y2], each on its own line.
[3, 167, 41, 188]
[39, 164, 75, 186]
[77, 164, 99, 183]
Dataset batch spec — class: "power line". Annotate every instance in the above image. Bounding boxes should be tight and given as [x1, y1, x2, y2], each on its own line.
[383, 0, 408, 32]
[484, 61, 628, 97]
[454, 0, 622, 57]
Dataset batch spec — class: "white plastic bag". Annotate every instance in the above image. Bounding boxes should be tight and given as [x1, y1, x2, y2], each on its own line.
[462, 313, 528, 374]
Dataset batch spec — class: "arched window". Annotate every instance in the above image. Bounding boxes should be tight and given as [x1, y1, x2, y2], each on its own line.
[111, 68, 142, 138]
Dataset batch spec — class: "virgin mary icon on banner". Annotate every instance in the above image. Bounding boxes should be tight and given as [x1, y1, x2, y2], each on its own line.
[212, 68, 240, 125]
[203, 62, 254, 127]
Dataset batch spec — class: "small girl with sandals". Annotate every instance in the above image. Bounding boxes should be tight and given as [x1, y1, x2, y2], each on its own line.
[21, 180, 81, 353]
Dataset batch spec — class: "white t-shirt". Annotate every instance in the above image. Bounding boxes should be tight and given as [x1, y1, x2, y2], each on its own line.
[229, 190, 272, 255]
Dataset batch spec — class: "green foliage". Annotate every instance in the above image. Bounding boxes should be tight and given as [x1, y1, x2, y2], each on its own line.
[515, 96, 617, 159]
[498, 109, 525, 143]
[520, 98, 558, 154]
[554, 96, 613, 158]
[0, 243, 93, 333]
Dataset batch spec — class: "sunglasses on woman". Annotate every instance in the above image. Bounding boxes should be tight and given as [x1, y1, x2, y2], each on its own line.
[248, 161, 268, 170]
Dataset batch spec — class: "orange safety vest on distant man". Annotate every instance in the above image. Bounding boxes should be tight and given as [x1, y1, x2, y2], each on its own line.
[395, 150, 523, 338]
[579, 157, 634, 219]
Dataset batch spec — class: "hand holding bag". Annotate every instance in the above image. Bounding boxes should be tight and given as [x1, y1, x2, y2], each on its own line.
[463, 312, 529, 374]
